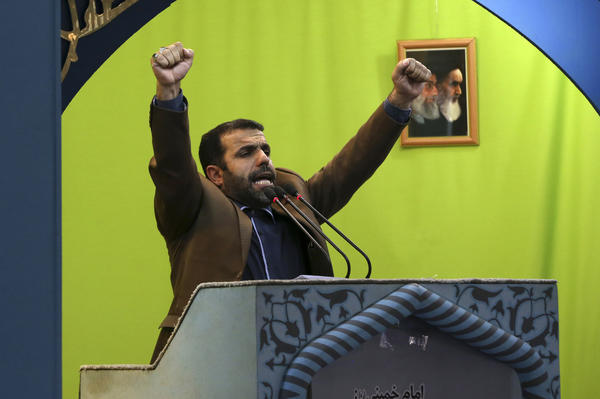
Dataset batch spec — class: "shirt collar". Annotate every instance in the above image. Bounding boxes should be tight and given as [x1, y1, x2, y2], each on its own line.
[235, 201, 275, 222]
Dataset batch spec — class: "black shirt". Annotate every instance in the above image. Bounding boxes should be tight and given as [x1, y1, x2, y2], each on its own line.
[239, 205, 308, 280]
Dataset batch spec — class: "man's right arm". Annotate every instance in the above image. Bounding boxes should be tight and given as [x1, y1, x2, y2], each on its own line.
[148, 42, 202, 240]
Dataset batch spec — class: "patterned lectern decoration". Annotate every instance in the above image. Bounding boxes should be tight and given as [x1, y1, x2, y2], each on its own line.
[257, 282, 559, 399]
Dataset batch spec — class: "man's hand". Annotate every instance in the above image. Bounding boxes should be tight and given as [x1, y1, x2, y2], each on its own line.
[151, 42, 194, 101]
[388, 58, 431, 109]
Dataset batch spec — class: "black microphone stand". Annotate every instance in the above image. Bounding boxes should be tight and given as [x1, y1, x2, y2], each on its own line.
[274, 186, 352, 278]
[263, 187, 332, 267]
[281, 184, 372, 278]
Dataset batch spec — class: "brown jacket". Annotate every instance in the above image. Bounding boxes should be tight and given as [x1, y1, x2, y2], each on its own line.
[149, 100, 406, 329]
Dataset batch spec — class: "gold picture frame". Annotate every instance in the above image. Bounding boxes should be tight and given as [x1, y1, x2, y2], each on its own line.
[398, 38, 479, 146]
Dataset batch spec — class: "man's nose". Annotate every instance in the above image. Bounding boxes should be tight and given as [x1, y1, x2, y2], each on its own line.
[455, 85, 462, 95]
[257, 149, 270, 165]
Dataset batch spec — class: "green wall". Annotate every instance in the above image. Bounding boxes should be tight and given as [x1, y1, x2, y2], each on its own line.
[62, 0, 600, 397]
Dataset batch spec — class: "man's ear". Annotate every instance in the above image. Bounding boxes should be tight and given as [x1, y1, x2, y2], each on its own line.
[205, 165, 224, 187]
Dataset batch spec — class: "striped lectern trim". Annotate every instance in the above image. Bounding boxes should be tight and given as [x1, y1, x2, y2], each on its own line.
[278, 283, 547, 399]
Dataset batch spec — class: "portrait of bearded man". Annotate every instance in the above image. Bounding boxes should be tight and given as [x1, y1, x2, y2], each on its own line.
[408, 73, 442, 137]
[433, 61, 468, 136]
[412, 73, 440, 123]
[405, 48, 469, 138]
[400, 40, 479, 145]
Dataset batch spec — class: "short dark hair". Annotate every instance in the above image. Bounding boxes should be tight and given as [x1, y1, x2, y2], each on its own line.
[199, 119, 264, 175]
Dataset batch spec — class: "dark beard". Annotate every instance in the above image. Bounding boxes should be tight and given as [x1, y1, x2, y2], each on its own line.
[222, 165, 275, 208]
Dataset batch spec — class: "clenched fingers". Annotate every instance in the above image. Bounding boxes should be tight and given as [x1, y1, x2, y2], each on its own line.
[399, 58, 431, 82]
[152, 42, 185, 68]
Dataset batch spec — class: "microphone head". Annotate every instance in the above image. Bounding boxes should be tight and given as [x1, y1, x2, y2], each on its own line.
[273, 186, 287, 198]
[281, 183, 299, 197]
[262, 186, 278, 202]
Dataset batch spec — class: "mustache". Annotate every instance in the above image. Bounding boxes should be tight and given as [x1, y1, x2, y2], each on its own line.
[249, 165, 276, 181]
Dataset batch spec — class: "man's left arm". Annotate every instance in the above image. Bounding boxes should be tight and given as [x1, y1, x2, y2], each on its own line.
[306, 58, 431, 219]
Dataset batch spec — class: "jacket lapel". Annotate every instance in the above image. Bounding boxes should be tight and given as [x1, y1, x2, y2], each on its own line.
[236, 205, 253, 271]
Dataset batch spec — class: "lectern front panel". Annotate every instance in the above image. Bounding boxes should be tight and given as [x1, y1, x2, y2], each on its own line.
[311, 317, 522, 399]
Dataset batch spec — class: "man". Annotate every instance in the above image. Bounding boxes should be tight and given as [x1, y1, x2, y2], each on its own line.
[435, 66, 468, 135]
[408, 73, 440, 137]
[148, 42, 430, 362]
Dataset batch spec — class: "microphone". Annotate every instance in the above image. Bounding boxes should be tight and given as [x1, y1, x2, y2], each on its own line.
[262, 187, 331, 266]
[273, 186, 352, 278]
[280, 183, 373, 279]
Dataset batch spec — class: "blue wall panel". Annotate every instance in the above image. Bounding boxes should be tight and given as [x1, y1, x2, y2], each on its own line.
[474, 0, 600, 114]
[0, 1, 61, 398]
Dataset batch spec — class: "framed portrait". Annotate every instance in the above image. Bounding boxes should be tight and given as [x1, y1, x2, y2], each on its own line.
[397, 38, 479, 146]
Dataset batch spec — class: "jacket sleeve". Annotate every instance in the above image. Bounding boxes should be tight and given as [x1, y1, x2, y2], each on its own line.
[148, 99, 204, 240]
[306, 103, 407, 219]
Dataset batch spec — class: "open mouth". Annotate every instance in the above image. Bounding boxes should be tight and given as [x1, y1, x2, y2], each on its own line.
[253, 179, 273, 187]
[251, 171, 275, 188]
